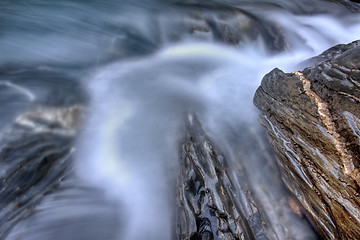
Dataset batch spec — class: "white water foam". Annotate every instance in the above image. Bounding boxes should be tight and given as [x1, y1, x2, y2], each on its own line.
[74, 9, 360, 240]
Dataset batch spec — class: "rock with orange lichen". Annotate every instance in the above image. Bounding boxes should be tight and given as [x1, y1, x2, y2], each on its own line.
[253, 40, 360, 239]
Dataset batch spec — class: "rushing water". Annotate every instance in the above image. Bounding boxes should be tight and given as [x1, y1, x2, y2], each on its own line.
[1, 1, 360, 240]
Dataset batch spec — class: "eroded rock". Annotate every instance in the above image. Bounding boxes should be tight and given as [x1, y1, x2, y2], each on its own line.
[0, 66, 86, 240]
[254, 40, 360, 239]
[176, 114, 316, 240]
[177, 115, 259, 239]
[0, 105, 83, 239]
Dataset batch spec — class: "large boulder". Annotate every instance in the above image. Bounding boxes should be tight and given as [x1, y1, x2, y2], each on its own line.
[254, 40, 360, 239]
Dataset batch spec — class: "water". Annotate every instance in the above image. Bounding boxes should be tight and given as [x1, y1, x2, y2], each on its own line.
[1, 1, 360, 239]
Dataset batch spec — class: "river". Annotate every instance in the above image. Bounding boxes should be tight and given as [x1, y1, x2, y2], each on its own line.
[1, 1, 360, 239]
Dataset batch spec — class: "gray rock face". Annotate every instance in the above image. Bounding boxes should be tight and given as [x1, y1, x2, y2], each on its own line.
[254, 40, 360, 239]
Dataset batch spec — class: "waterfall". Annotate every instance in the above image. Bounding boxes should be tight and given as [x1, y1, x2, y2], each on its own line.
[1, 1, 360, 239]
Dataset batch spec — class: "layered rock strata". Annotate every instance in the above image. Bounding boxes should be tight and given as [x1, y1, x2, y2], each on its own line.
[254, 40, 360, 239]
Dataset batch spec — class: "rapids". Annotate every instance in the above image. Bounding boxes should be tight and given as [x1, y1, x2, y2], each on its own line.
[1, 1, 360, 239]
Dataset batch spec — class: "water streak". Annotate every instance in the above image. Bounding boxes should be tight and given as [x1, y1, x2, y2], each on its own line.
[1, 1, 360, 239]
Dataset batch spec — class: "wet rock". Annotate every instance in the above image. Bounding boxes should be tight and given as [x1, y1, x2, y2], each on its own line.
[254, 40, 360, 239]
[105, 5, 288, 60]
[189, 7, 287, 52]
[0, 101, 120, 240]
[0, 106, 82, 239]
[177, 115, 258, 239]
[5, 175, 121, 240]
[0, 66, 86, 240]
[176, 114, 316, 240]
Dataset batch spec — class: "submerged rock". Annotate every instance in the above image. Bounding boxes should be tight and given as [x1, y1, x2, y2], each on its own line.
[254, 40, 360, 239]
[1, 104, 121, 240]
[104, 3, 291, 61]
[0, 105, 82, 239]
[0, 67, 86, 240]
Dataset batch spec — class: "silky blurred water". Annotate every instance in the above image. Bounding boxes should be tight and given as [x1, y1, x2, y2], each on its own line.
[1, 0, 360, 239]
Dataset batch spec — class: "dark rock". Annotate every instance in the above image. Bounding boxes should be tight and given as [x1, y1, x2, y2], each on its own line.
[254, 40, 360, 239]
[5, 175, 121, 240]
[177, 115, 259, 239]
[0, 104, 84, 239]
[176, 114, 316, 239]
[104, 5, 289, 60]
[187, 7, 287, 51]
[0, 101, 120, 240]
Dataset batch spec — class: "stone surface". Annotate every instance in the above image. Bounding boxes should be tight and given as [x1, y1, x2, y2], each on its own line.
[0, 67, 87, 240]
[0, 104, 121, 240]
[177, 115, 261, 239]
[176, 114, 316, 240]
[254, 40, 360, 239]
[105, 5, 289, 60]
[0, 106, 81, 239]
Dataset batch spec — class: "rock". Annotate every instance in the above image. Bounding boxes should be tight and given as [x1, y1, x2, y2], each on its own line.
[0, 66, 86, 240]
[105, 5, 289, 61]
[177, 114, 260, 239]
[176, 114, 316, 240]
[5, 174, 121, 240]
[0, 103, 121, 240]
[0, 106, 81, 239]
[254, 40, 360, 239]
[187, 7, 287, 51]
